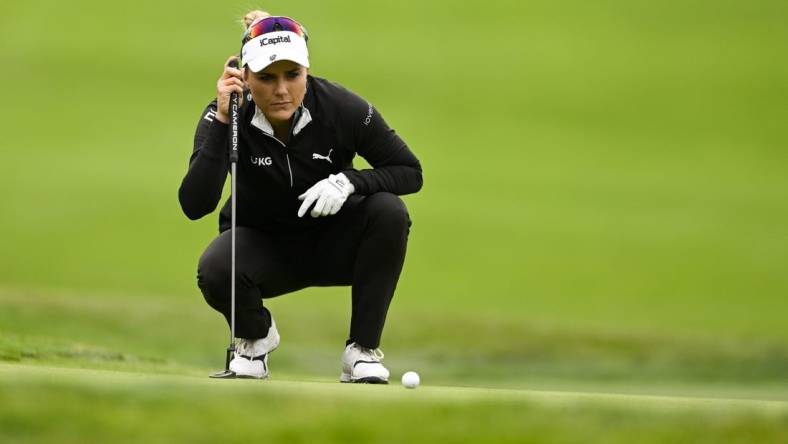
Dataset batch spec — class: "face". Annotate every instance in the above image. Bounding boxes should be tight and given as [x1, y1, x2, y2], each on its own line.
[245, 60, 307, 126]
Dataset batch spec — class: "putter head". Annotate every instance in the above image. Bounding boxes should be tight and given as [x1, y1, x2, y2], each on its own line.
[209, 345, 237, 378]
[210, 369, 237, 379]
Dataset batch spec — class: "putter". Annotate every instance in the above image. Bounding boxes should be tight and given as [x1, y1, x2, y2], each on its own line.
[210, 58, 241, 379]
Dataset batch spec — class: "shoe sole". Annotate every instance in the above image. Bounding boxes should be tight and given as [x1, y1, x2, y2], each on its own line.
[340, 375, 389, 384]
[236, 374, 268, 380]
[209, 371, 268, 380]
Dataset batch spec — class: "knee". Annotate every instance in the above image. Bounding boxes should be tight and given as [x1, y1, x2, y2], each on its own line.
[364, 192, 411, 230]
[197, 246, 230, 295]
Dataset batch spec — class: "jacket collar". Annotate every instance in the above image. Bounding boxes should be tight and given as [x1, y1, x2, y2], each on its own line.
[251, 103, 312, 137]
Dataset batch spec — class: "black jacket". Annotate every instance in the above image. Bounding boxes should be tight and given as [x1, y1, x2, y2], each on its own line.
[178, 75, 423, 232]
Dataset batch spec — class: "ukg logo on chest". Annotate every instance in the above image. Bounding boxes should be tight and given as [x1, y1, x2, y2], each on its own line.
[251, 156, 273, 166]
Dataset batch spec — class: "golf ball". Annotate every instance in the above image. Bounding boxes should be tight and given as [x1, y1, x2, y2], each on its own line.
[401, 371, 420, 388]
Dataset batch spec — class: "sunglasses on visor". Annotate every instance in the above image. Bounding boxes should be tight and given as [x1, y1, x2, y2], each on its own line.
[242, 16, 309, 44]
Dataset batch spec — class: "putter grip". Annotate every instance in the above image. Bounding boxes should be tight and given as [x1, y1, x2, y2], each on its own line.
[228, 58, 240, 163]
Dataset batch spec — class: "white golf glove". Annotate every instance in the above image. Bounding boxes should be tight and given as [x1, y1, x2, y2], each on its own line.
[297, 173, 355, 218]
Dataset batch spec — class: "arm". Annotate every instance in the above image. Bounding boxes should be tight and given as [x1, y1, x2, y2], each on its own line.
[342, 102, 423, 196]
[177, 100, 230, 220]
[178, 57, 245, 220]
[297, 103, 423, 218]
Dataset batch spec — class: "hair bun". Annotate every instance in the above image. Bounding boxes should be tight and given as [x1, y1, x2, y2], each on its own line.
[243, 10, 271, 30]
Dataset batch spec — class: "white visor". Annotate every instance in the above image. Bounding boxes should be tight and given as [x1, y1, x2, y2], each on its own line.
[241, 31, 310, 72]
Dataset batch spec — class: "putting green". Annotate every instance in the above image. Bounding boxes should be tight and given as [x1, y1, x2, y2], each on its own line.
[2, 363, 787, 444]
[3, 363, 787, 412]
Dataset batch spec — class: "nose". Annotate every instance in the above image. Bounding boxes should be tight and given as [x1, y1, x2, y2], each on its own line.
[274, 78, 288, 97]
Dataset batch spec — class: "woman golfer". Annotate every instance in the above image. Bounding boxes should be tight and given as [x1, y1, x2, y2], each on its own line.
[178, 11, 422, 383]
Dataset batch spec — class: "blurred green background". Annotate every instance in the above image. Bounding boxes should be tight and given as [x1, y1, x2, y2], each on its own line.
[1, 0, 787, 442]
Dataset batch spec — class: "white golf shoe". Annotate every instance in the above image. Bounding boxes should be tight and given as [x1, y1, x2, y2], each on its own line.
[340, 342, 390, 384]
[229, 319, 280, 379]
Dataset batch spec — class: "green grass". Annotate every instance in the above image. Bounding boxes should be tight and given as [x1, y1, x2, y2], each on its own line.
[1, 0, 788, 441]
[2, 287, 786, 400]
[2, 364, 787, 444]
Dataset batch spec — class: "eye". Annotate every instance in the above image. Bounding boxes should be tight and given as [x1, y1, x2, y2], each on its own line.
[257, 74, 274, 82]
[286, 71, 300, 79]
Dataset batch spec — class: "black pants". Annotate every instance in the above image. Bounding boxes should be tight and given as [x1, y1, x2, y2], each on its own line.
[196, 192, 411, 349]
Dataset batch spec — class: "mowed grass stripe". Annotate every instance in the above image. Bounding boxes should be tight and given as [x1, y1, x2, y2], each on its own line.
[3, 365, 787, 444]
[3, 286, 788, 397]
[2, 363, 786, 415]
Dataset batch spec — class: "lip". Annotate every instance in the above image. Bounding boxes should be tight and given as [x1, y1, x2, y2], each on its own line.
[270, 101, 291, 108]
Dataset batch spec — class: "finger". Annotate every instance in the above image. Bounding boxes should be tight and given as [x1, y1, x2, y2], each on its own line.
[311, 194, 329, 218]
[225, 57, 241, 73]
[327, 199, 342, 216]
[219, 90, 242, 109]
[218, 84, 242, 99]
[222, 67, 244, 81]
[324, 200, 337, 216]
[320, 198, 335, 217]
[222, 77, 244, 89]
[225, 56, 240, 68]
[298, 183, 319, 201]
[221, 85, 243, 98]
[297, 199, 311, 218]
[298, 192, 319, 217]
[222, 69, 243, 81]
[328, 199, 342, 216]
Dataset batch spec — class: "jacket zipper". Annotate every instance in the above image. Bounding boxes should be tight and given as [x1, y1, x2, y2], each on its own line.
[259, 131, 294, 188]
[284, 151, 294, 188]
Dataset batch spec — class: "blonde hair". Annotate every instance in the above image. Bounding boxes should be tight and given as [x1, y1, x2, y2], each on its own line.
[242, 10, 271, 31]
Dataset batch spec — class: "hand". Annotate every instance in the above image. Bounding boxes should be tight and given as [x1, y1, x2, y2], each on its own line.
[298, 173, 355, 218]
[215, 56, 245, 123]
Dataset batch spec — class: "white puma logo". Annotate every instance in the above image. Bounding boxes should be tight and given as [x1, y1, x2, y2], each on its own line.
[312, 149, 333, 163]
